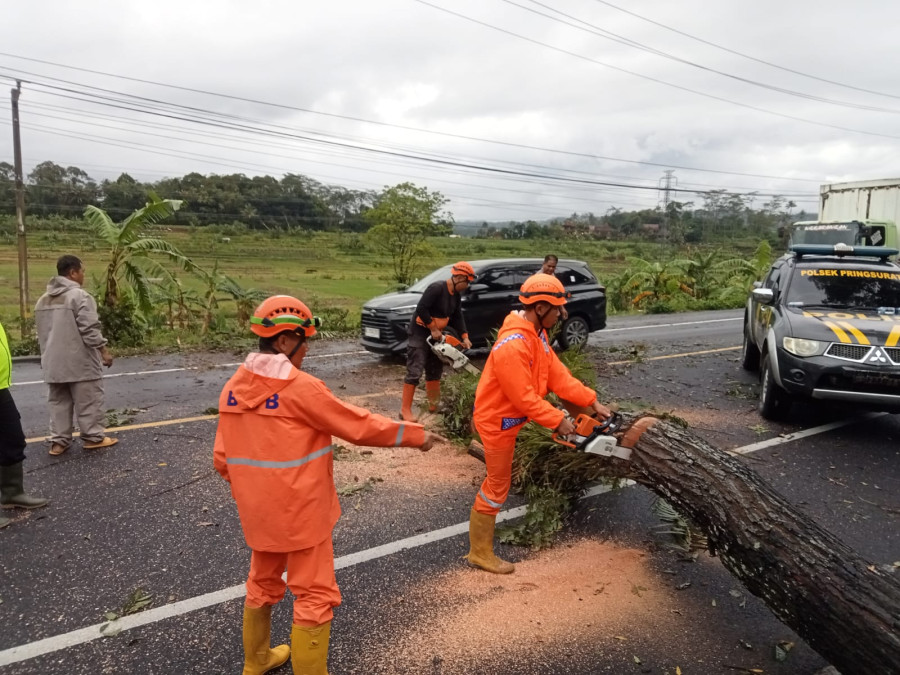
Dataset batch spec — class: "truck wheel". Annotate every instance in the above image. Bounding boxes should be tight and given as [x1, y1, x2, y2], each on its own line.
[759, 353, 792, 420]
[558, 315, 590, 350]
[741, 322, 760, 372]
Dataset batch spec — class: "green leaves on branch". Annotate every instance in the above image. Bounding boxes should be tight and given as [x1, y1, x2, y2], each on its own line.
[442, 344, 612, 550]
[439, 370, 480, 440]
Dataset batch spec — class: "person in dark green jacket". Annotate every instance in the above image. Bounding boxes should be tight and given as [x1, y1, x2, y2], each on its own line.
[0, 321, 49, 529]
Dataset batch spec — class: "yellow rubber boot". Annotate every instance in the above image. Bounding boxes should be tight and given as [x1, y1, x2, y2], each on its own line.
[242, 605, 290, 675]
[400, 383, 418, 422]
[464, 508, 515, 574]
[291, 622, 331, 675]
[425, 380, 441, 413]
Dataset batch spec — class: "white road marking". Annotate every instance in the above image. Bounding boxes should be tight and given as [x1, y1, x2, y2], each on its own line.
[0, 482, 611, 666]
[728, 412, 885, 455]
[10, 350, 373, 387]
[601, 316, 740, 333]
[0, 407, 872, 667]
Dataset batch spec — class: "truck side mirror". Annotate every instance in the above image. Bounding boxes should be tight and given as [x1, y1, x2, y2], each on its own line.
[751, 288, 775, 305]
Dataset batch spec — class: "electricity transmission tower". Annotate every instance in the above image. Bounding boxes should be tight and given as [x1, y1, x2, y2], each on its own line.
[658, 170, 676, 238]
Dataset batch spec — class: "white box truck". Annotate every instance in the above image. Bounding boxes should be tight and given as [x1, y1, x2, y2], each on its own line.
[787, 178, 900, 251]
[819, 178, 900, 223]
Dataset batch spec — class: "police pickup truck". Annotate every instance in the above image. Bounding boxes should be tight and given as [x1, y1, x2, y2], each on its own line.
[742, 243, 900, 420]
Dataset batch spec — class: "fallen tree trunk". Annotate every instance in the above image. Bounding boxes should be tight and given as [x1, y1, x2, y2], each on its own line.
[474, 415, 900, 675]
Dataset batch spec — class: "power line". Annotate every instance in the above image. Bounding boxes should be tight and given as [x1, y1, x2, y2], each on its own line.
[0, 53, 827, 182]
[11, 124, 629, 218]
[512, 0, 900, 114]
[0, 98, 707, 194]
[1, 78, 817, 202]
[590, 0, 900, 101]
[0, 97, 818, 205]
[17, 115, 811, 200]
[412, 0, 900, 142]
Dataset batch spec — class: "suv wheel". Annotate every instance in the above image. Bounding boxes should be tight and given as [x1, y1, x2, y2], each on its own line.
[558, 315, 590, 349]
[741, 321, 760, 372]
[759, 353, 792, 420]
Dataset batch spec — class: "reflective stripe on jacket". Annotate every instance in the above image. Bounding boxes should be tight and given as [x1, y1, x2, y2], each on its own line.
[473, 311, 596, 432]
[214, 353, 425, 552]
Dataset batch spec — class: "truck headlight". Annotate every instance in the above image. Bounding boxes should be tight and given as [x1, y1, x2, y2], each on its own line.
[783, 337, 825, 357]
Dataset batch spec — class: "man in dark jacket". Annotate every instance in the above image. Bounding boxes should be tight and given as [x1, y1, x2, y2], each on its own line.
[35, 255, 116, 456]
[400, 261, 475, 421]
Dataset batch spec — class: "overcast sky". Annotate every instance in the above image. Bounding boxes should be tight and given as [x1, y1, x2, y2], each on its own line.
[1, 0, 899, 221]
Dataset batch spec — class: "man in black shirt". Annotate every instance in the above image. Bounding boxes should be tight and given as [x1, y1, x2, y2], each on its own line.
[540, 254, 567, 319]
[540, 254, 558, 275]
[401, 261, 475, 421]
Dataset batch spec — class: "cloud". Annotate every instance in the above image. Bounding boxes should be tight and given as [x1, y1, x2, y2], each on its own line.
[1, 0, 898, 219]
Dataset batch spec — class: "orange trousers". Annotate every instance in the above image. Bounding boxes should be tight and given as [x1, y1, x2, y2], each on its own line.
[472, 423, 520, 515]
[245, 537, 342, 626]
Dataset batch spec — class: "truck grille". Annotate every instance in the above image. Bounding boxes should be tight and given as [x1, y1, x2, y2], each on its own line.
[826, 344, 870, 361]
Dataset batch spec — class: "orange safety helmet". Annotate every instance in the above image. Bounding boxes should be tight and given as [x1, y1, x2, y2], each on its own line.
[250, 295, 321, 338]
[519, 273, 570, 306]
[451, 261, 476, 281]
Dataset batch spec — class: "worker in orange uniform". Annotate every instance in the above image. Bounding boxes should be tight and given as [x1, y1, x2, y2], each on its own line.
[214, 295, 441, 675]
[467, 274, 610, 574]
[401, 261, 475, 421]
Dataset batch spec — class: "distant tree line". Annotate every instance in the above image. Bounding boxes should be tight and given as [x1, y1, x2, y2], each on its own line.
[0, 161, 377, 231]
[476, 193, 815, 245]
[0, 160, 815, 244]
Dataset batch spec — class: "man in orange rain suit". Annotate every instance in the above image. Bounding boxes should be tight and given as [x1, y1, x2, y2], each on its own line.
[401, 261, 475, 421]
[466, 274, 611, 574]
[214, 295, 440, 675]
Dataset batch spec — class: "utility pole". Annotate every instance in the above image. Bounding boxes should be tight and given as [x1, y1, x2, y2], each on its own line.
[11, 80, 30, 338]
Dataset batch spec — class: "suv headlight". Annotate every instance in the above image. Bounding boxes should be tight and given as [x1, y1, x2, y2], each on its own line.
[782, 337, 825, 357]
[391, 304, 418, 313]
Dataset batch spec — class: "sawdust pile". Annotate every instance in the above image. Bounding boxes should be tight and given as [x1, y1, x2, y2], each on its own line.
[364, 539, 677, 674]
[333, 438, 484, 489]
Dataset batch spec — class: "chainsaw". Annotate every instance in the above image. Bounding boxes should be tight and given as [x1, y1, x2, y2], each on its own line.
[427, 335, 480, 375]
[552, 411, 632, 460]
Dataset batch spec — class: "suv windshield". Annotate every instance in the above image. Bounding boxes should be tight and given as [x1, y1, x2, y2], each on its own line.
[791, 222, 889, 247]
[787, 264, 900, 308]
[407, 265, 454, 293]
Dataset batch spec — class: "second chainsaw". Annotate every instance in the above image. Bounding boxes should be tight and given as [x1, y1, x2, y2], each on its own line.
[427, 335, 480, 375]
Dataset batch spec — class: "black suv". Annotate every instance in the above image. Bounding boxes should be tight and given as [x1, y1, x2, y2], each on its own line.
[742, 244, 900, 420]
[360, 258, 606, 354]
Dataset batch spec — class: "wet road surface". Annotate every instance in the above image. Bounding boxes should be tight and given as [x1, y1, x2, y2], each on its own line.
[2, 309, 897, 674]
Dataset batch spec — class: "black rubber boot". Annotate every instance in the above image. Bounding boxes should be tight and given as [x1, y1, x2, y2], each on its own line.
[0, 462, 50, 509]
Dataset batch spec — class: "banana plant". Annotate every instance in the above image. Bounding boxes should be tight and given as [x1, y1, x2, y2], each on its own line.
[83, 192, 197, 314]
[216, 275, 268, 326]
[622, 257, 694, 307]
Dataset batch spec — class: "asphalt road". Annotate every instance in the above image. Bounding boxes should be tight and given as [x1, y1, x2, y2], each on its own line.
[2, 308, 897, 675]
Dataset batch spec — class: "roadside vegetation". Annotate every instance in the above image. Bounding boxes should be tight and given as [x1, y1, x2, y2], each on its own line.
[0, 162, 796, 355]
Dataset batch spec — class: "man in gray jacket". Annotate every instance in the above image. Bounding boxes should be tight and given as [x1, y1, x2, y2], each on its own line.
[35, 255, 117, 456]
